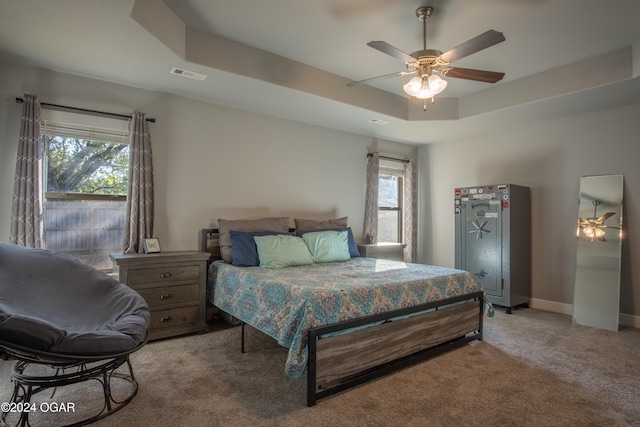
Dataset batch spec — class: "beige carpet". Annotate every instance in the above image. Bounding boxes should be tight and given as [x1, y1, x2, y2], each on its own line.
[1, 308, 639, 426]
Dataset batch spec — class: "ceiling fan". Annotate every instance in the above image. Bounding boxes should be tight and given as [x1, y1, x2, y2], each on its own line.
[347, 6, 506, 109]
[577, 200, 619, 242]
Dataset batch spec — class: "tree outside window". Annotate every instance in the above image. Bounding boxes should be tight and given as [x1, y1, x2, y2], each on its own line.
[45, 136, 129, 196]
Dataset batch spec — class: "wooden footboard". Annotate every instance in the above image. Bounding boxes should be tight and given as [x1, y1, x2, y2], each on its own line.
[306, 291, 483, 406]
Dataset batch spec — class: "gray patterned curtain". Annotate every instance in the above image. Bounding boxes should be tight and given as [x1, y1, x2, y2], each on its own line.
[123, 112, 154, 253]
[363, 152, 379, 244]
[10, 94, 43, 248]
[403, 158, 417, 262]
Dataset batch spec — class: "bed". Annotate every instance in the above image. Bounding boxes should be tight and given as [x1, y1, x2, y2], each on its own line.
[201, 217, 484, 406]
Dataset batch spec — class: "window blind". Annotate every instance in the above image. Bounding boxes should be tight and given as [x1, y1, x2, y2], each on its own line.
[379, 158, 404, 176]
[42, 120, 129, 145]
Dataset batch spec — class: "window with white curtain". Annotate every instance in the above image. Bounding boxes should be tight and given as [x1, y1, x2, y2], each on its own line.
[40, 111, 129, 270]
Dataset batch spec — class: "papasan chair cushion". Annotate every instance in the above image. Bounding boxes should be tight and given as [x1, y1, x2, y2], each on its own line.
[0, 242, 149, 356]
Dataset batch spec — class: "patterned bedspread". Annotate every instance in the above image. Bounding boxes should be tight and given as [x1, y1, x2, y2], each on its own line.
[209, 257, 481, 378]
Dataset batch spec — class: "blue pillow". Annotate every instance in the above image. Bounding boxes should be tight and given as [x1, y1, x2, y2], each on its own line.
[229, 230, 292, 267]
[297, 227, 360, 257]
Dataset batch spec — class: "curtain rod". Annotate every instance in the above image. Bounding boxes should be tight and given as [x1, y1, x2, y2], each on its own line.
[15, 97, 156, 123]
[367, 153, 410, 163]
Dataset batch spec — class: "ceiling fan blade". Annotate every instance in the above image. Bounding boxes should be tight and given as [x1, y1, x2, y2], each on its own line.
[438, 30, 505, 64]
[347, 70, 416, 87]
[367, 41, 416, 64]
[596, 212, 616, 223]
[442, 67, 505, 83]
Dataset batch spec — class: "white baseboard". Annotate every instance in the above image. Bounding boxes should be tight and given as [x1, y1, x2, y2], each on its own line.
[620, 313, 640, 328]
[530, 298, 640, 328]
[529, 298, 573, 315]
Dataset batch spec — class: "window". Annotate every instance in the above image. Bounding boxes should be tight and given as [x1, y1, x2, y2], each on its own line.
[41, 114, 129, 271]
[377, 160, 404, 243]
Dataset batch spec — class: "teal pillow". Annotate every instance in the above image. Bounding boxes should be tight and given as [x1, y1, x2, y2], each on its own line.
[297, 227, 360, 257]
[301, 230, 351, 263]
[253, 234, 314, 268]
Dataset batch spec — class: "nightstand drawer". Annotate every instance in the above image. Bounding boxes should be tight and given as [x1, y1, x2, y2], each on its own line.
[149, 306, 200, 330]
[126, 265, 200, 285]
[137, 284, 200, 308]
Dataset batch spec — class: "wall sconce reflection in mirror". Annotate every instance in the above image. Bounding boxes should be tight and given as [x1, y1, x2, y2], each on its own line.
[577, 200, 619, 242]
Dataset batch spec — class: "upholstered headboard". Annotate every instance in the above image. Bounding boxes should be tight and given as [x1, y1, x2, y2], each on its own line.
[200, 216, 355, 265]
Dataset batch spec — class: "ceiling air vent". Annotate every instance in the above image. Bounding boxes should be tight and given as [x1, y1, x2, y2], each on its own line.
[368, 118, 390, 125]
[170, 67, 208, 81]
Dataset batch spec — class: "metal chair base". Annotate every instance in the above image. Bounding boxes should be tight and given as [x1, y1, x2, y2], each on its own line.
[1, 354, 139, 427]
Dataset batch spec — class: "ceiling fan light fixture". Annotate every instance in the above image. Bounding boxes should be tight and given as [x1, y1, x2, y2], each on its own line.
[583, 226, 605, 239]
[403, 76, 428, 98]
[578, 200, 618, 241]
[403, 74, 447, 99]
[428, 74, 447, 94]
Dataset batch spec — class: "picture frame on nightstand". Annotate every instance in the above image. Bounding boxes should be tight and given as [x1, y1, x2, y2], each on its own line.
[144, 238, 161, 253]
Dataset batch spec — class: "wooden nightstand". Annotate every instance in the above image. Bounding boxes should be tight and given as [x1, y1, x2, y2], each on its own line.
[357, 243, 407, 262]
[110, 251, 210, 341]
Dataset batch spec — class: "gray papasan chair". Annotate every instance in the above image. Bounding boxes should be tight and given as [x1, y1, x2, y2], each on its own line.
[0, 242, 150, 427]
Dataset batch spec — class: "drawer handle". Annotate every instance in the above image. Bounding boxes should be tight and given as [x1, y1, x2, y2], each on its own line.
[159, 316, 172, 323]
[159, 272, 172, 279]
[159, 293, 172, 300]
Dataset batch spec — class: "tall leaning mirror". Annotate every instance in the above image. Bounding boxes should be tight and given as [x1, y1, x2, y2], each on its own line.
[572, 174, 624, 331]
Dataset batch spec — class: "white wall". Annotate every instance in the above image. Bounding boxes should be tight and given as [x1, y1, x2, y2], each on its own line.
[420, 103, 640, 317]
[2, 59, 638, 319]
[0, 60, 415, 251]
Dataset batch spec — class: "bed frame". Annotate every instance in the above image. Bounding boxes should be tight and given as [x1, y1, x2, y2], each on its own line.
[200, 228, 484, 406]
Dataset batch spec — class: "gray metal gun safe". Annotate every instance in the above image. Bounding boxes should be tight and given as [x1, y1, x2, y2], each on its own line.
[454, 184, 531, 313]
